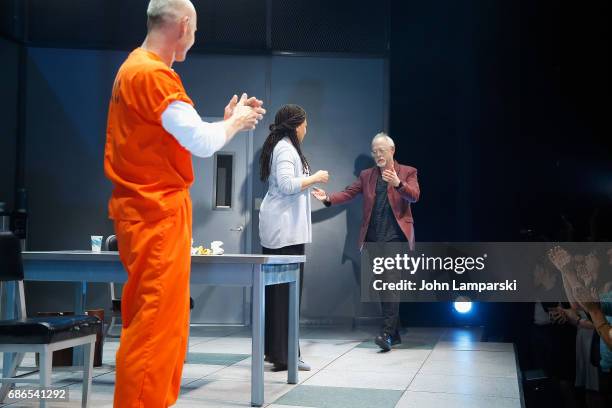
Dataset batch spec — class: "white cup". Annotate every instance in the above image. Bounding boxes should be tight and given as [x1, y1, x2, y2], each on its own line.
[91, 235, 103, 252]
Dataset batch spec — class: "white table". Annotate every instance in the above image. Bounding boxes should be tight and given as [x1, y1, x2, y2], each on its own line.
[2, 251, 304, 407]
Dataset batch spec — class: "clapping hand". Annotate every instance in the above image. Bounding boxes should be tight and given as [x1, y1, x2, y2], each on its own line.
[382, 168, 400, 187]
[229, 93, 266, 131]
[548, 246, 572, 271]
[548, 307, 568, 325]
[224, 93, 265, 120]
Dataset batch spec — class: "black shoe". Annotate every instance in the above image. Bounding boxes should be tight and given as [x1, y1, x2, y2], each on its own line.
[375, 333, 392, 351]
[271, 362, 288, 372]
[391, 333, 402, 346]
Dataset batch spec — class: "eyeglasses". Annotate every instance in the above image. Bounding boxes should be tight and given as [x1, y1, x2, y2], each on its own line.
[371, 148, 389, 156]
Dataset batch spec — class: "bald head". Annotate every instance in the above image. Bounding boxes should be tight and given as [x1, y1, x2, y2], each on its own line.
[144, 0, 197, 64]
[146, 0, 195, 32]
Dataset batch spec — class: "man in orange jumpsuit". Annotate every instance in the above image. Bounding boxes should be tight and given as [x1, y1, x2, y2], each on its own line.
[104, 1, 265, 406]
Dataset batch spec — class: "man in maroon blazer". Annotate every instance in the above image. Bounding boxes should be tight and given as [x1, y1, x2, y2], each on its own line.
[312, 132, 420, 351]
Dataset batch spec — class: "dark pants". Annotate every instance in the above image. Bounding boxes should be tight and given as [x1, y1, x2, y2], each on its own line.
[601, 369, 612, 406]
[529, 323, 576, 382]
[367, 237, 406, 336]
[262, 244, 304, 365]
[381, 264, 401, 336]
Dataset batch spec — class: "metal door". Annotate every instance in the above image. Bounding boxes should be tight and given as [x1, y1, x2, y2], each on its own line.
[189, 118, 253, 324]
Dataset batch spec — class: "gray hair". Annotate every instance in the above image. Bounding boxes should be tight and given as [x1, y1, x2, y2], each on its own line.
[371, 132, 395, 148]
[146, 0, 192, 30]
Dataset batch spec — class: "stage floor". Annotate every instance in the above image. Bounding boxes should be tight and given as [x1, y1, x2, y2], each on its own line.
[1, 326, 522, 407]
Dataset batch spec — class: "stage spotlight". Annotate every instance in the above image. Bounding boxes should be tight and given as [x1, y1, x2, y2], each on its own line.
[453, 297, 473, 314]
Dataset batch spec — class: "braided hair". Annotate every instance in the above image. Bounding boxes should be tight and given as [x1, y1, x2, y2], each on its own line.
[259, 104, 310, 182]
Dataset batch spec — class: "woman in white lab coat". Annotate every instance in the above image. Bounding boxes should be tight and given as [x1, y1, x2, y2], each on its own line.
[258, 104, 329, 371]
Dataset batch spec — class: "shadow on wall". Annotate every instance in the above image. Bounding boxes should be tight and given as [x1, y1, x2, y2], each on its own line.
[311, 154, 375, 320]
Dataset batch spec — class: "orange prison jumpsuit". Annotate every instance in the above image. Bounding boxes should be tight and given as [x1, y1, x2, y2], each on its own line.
[104, 48, 195, 407]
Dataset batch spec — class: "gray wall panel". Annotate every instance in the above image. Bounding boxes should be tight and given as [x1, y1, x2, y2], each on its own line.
[267, 56, 386, 321]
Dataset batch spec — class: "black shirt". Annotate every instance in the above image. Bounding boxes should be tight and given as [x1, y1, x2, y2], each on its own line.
[365, 170, 405, 243]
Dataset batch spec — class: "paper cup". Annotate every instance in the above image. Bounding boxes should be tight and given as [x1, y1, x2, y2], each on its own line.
[91, 235, 103, 252]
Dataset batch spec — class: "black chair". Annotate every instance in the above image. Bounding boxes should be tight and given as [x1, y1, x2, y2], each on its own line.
[0, 232, 100, 407]
[104, 235, 122, 338]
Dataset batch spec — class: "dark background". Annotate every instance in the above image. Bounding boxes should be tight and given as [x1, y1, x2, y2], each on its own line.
[391, 0, 610, 243]
[389, 1, 611, 343]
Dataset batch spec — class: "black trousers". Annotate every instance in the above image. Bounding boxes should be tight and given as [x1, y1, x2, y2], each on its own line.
[262, 244, 304, 365]
[366, 237, 407, 336]
[381, 267, 401, 336]
[600, 369, 612, 406]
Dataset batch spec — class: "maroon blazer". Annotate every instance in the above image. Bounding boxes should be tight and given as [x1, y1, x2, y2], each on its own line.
[328, 161, 420, 250]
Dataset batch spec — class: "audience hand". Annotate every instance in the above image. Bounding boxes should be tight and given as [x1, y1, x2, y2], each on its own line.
[548, 246, 572, 271]
[559, 307, 580, 326]
[548, 307, 568, 325]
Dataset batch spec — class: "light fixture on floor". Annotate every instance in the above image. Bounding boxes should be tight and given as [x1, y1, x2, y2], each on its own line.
[453, 296, 473, 314]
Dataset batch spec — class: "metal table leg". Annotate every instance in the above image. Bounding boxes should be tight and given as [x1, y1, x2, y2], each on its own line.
[1, 281, 16, 400]
[251, 265, 264, 407]
[287, 265, 299, 384]
[73, 281, 86, 365]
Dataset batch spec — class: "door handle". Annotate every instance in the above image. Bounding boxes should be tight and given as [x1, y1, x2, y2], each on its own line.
[230, 225, 244, 232]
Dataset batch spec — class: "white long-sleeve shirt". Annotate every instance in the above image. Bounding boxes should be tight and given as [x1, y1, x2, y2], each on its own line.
[161, 100, 226, 157]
